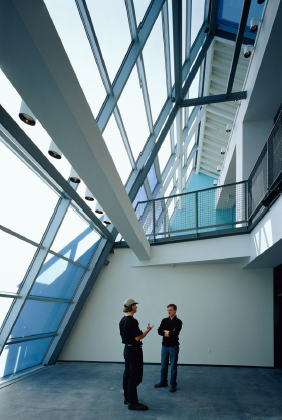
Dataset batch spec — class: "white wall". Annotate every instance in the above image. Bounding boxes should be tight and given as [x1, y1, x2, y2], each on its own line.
[59, 247, 273, 367]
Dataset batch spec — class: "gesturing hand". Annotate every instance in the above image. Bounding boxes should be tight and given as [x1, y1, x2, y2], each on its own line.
[147, 323, 154, 332]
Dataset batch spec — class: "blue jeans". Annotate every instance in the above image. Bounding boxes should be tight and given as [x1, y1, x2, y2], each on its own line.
[160, 345, 179, 386]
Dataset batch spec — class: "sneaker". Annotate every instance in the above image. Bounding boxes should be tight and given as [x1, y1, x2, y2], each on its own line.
[128, 402, 148, 411]
[154, 382, 168, 388]
[170, 386, 177, 392]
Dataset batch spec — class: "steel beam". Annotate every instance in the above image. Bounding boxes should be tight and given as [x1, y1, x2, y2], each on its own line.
[181, 91, 247, 107]
[172, 0, 182, 104]
[162, 1, 172, 97]
[129, 105, 179, 201]
[77, 0, 166, 133]
[113, 106, 136, 168]
[209, 0, 220, 36]
[226, 0, 252, 97]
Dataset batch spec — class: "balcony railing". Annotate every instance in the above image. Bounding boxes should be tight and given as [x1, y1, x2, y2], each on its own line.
[133, 109, 282, 244]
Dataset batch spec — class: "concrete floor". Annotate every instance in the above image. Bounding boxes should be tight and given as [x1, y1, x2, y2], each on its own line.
[1, 362, 282, 419]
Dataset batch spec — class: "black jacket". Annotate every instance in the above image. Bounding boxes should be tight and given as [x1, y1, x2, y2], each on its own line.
[158, 316, 182, 347]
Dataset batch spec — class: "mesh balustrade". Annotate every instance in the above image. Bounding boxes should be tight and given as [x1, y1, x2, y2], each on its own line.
[134, 110, 282, 243]
[135, 181, 247, 241]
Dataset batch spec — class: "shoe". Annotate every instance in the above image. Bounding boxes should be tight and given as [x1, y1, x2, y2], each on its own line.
[124, 397, 128, 405]
[154, 382, 168, 388]
[128, 402, 148, 411]
[170, 386, 177, 392]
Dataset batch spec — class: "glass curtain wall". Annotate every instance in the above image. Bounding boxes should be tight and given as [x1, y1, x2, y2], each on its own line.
[0, 135, 101, 379]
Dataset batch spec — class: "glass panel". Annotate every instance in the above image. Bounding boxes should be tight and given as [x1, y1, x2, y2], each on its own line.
[87, 0, 131, 83]
[0, 338, 52, 379]
[132, 186, 147, 210]
[51, 207, 100, 265]
[10, 300, 69, 338]
[143, 15, 167, 124]
[147, 164, 158, 193]
[133, 0, 151, 26]
[44, 0, 106, 119]
[103, 114, 132, 185]
[0, 297, 13, 330]
[158, 133, 172, 175]
[0, 231, 36, 293]
[218, 0, 263, 29]
[191, 0, 205, 46]
[29, 253, 85, 300]
[118, 66, 150, 161]
[0, 140, 59, 243]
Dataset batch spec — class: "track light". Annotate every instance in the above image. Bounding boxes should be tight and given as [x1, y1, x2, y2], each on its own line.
[48, 140, 62, 159]
[19, 100, 37, 126]
[226, 124, 232, 133]
[221, 148, 226, 155]
[217, 165, 221, 172]
[257, 0, 265, 4]
[69, 168, 81, 184]
[250, 17, 260, 33]
[213, 180, 218, 186]
[95, 201, 104, 215]
[244, 45, 253, 58]
[85, 187, 94, 201]
[103, 214, 111, 225]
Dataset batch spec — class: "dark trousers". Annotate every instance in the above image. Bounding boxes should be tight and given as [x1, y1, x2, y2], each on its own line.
[123, 345, 143, 404]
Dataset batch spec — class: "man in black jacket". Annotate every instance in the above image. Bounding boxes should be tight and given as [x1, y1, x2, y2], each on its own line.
[154, 304, 182, 392]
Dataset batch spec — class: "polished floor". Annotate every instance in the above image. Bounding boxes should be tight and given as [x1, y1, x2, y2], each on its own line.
[1, 362, 282, 419]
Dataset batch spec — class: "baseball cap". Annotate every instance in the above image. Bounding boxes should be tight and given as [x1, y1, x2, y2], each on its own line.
[124, 298, 138, 307]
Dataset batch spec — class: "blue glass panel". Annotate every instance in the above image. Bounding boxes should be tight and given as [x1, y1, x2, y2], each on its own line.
[147, 164, 158, 193]
[0, 338, 52, 378]
[51, 208, 100, 265]
[29, 254, 85, 300]
[132, 186, 148, 210]
[218, 0, 263, 29]
[10, 301, 69, 338]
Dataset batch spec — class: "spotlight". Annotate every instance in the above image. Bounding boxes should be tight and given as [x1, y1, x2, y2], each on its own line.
[95, 201, 104, 215]
[217, 165, 221, 172]
[257, 0, 265, 4]
[103, 214, 111, 225]
[244, 45, 253, 58]
[250, 17, 260, 33]
[226, 124, 232, 133]
[48, 140, 62, 159]
[85, 187, 94, 201]
[69, 168, 81, 184]
[213, 180, 218, 186]
[19, 100, 36, 126]
[221, 148, 226, 155]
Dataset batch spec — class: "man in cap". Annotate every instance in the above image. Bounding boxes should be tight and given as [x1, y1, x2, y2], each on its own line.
[154, 304, 182, 392]
[119, 298, 154, 411]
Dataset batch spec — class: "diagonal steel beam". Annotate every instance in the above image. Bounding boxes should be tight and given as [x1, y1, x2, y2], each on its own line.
[129, 105, 179, 201]
[76, 0, 165, 133]
[162, 1, 172, 97]
[172, 0, 182, 104]
[209, 0, 220, 35]
[113, 106, 136, 168]
[226, 0, 252, 97]
[126, 24, 210, 199]
[181, 91, 247, 107]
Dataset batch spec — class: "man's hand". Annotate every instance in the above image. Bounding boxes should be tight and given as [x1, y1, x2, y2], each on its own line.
[146, 323, 154, 332]
[164, 330, 169, 337]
